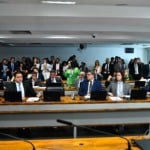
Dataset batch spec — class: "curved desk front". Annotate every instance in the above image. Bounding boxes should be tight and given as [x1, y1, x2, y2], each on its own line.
[0, 96, 150, 128]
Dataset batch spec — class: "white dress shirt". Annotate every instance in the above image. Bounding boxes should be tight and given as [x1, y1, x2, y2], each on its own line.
[117, 81, 123, 97]
[16, 82, 25, 98]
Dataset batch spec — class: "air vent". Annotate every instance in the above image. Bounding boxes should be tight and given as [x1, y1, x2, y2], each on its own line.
[10, 31, 32, 35]
[120, 43, 134, 45]
[30, 43, 42, 45]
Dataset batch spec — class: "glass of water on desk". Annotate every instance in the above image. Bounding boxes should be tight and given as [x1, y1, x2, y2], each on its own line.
[71, 92, 75, 100]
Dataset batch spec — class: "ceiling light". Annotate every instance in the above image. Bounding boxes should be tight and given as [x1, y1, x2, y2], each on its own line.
[41, 0, 76, 5]
[46, 35, 74, 39]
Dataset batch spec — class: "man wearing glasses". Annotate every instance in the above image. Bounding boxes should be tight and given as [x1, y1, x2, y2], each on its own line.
[78, 71, 102, 96]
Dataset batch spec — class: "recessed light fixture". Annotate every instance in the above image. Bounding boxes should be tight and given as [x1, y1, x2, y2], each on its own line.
[116, 4, 128, 6]
[46, 35, 74, 39]
[41, 0, 76, 5]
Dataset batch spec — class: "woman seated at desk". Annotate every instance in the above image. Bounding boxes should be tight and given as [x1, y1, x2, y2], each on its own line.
[106, 71, 131, 97]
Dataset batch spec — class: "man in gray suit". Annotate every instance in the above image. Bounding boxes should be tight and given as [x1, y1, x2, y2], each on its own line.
[106, 71, 131, 97]
[74, 71, 86, 89]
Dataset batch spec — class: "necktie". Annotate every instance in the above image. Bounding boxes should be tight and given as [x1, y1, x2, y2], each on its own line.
[117, 82, 123, 97]
[11, 63, 14, 72]
[89, 81, 92, 93]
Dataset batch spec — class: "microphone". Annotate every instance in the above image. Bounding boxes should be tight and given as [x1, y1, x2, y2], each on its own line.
[57, 119, 131, 150]
[0, 132, 36, 150]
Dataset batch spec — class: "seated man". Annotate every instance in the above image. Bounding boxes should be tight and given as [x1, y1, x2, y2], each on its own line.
[78, 71, 102, 96]
[106, 71, 131, 97]
[46, 70, 62, 87]
[5, 71, 41, 99]
[28, 72, 41, 87]
[74, 71, 86, 89]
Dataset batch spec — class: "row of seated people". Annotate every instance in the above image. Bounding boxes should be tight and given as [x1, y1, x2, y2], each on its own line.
[1, 55, 150, 84]
[0, 69, 149, 102]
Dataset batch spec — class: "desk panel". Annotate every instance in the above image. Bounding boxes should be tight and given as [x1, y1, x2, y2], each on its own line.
[0, 137, 141, 150]
[1, 102, 150, 128]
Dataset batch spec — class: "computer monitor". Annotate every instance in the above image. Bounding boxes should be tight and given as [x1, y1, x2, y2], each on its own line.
[134, 81, 146, 88]
[0, 79, 4, 90]
[130, 88, 147, 100]
[43, 87, 64, 101]
[48, 82, 63, 87]
[90, 91, 107, 100]
[4, 91, 22, 102]
[43, 90, 61, 101]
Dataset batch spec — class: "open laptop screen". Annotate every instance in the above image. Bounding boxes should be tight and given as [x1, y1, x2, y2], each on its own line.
[130, 88, 147, 100]
[90, 91, 107, 100]
[4, 91, 22, 102]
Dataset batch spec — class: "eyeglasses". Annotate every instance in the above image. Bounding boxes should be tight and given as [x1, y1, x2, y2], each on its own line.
[87, 73, 92, 75]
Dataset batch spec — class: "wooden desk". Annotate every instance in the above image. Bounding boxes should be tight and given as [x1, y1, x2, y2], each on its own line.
[0, 136, 142, 150]
[1, 96, 150, 128]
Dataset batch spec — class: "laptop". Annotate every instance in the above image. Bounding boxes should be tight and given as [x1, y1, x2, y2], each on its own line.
[133, 139, 150, 150]
[4, 91, 22, 102]
[90, 91, 107, 100]
[43, 90, 61, 101]
[130, 88, 147, 100]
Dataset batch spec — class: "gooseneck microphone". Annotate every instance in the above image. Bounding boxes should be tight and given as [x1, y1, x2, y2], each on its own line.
[57, 119, 131, 150]
[0, 132, 36, 150]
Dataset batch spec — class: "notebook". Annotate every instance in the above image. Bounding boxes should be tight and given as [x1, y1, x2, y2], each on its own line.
[4, 91, 22, 102]
[90, 91, 107, 100]
[133, 139, 150, 150]
[130, 88, 147, 100]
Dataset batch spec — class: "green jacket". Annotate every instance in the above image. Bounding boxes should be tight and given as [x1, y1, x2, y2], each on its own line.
[64, 67, 80, 85]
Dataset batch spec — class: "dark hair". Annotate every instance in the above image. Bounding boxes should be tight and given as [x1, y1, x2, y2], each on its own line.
[14, 71, 23, 77]
[115, 71, 125, 82]
[50, 70, 56, 74]
[32, 72, 37, 76]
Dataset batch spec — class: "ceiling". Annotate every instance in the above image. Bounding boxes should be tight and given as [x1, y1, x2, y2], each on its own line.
[0, 0, 150, 46]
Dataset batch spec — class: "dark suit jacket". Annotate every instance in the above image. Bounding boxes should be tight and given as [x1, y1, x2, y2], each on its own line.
[143, 64, 150, 78]
[78, 79, 102, 96]
[5, 81, 36, 97]
[130, 63, 143, 76]
[8, 62, 18, 73]
[27, 78, 41, 87]
[46, 77, 62, 87]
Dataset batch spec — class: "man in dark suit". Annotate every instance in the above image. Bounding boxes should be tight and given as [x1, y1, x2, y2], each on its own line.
[102, 58, 111, 80]
[7, 57, 18, 79]
[5, 71, 40, 98]
[27, 72, 41, 87]
[143, 61, 150, 79]
[46, 70, 62, 87]
[130, 58, 143, 80]
[78, 71, 102, 96]
[0, 58, 9, 81]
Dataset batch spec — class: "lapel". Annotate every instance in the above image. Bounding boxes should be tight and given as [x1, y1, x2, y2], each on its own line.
[13, 82, 17, 91]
